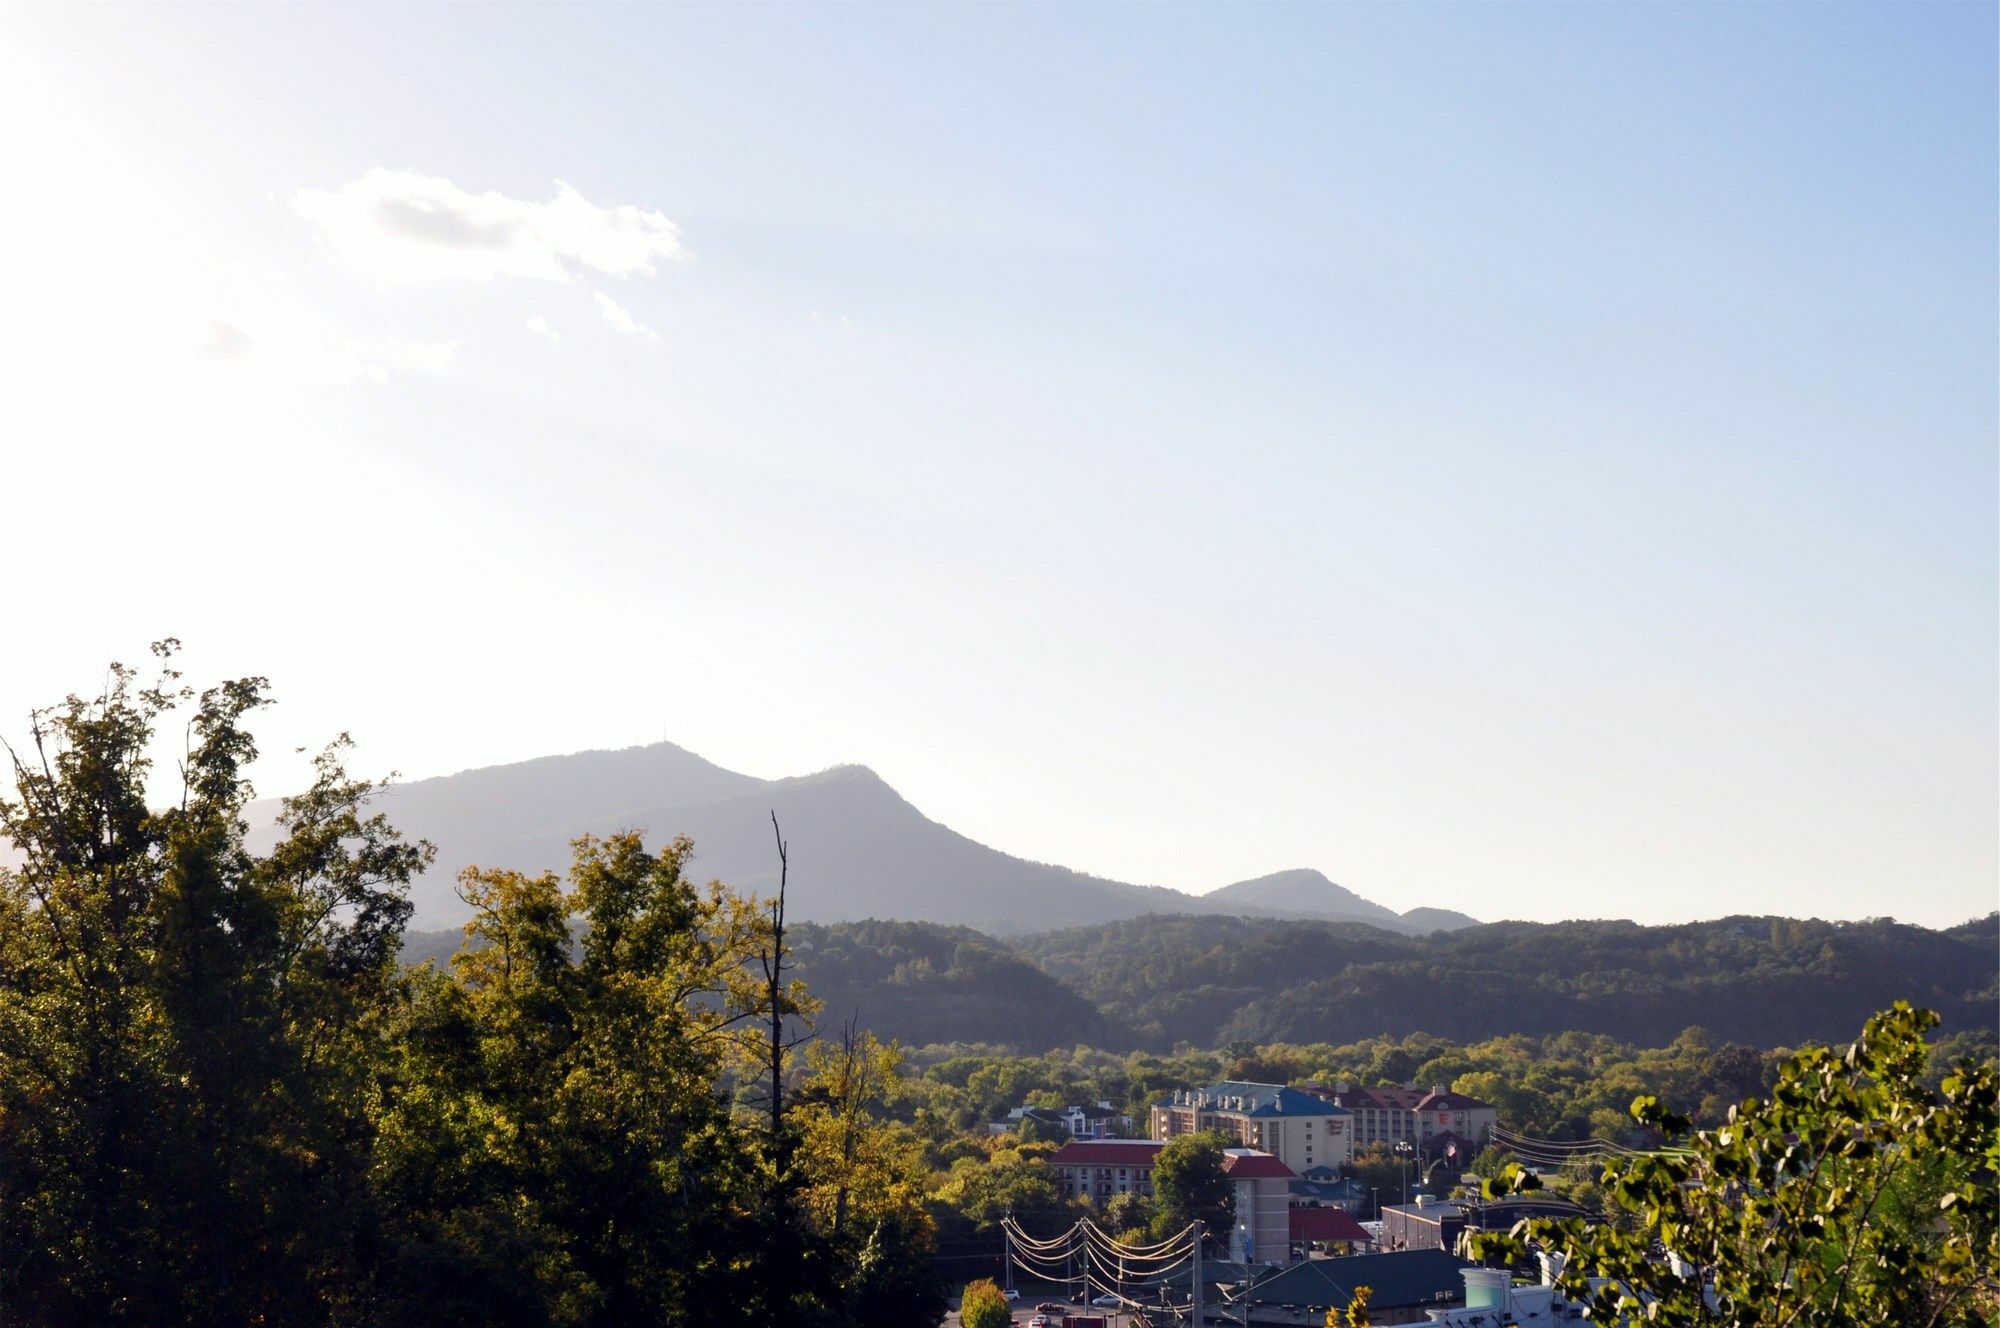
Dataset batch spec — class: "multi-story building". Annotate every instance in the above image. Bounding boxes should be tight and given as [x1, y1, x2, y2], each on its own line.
[1148, 1081, 1354, 1173]
[1050, 1138, 1163, 1203]
[1222, 1149, 1295, 1266]
[1048, 1140, 1301, 1269]
[1300, 1083, 1496, 1160]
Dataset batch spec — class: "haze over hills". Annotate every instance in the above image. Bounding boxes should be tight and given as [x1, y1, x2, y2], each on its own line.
[248, 740, 1477, 935]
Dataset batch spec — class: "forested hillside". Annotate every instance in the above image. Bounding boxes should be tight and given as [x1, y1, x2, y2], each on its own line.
[1014, 913, 2000, 1051]
[788, 921, 1110, 1050]
[405, 911, 1999, 1055]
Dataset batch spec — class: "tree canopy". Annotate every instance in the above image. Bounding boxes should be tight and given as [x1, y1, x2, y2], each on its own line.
[0, 648, 944, 1328]
[1474, 1002, 2000, 1327]
[1149, 1130, 1234, 1245]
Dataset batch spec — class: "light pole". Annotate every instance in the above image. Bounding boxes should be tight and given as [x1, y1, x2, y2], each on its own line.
[1394, 1139, 1414, 1207]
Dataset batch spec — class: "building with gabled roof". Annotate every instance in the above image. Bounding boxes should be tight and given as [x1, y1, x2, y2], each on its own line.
[997, 1099, 1130, 1140]
[1290, 1165, 1371, 1214]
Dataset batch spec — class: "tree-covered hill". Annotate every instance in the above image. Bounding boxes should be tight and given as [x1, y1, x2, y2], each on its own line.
[788, 920, 1109, 1051]
[404, 918, 1112, 1053]
[1012, 913, 1999, 1051]
[408, 912, 1996, 1055]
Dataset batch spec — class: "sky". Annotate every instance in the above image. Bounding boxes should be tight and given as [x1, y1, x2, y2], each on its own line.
[1, 4, 1993, 928]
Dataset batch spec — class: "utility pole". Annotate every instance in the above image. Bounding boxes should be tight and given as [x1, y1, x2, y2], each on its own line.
[1003, 1211, 1014, 1296]
[1190, 1219, 1203, 1328]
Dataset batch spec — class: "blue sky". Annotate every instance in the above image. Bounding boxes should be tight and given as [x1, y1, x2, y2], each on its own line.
[2, 4, 1992, 926]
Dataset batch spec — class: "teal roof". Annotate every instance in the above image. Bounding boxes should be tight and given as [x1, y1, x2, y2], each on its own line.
[1289, 1176, 1368, 1203]
[1152, 1082, 1352, 1118]
[1246, 1087, 1350, 1118]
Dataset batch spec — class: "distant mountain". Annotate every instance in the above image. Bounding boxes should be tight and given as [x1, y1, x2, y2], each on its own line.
[249, 739, 1477, 934]
[421, 762, 1197, 934]
[1207, 868, 1400, 922]
[1399, 906, 1484, 932]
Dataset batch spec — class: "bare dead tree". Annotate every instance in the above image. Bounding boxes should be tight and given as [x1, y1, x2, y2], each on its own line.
[764, 812, 789, 1143]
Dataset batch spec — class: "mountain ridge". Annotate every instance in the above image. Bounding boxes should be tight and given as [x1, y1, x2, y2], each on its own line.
[249, 739, 1479, 934]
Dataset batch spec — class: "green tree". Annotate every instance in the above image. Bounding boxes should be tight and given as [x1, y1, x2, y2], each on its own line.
[0, 646, 430, 1327]
[959, 1278, 1011, 1328]
[1474, 1003, 1999, 1327]
[1347, 1144, 1407, 1213]
[930, 1137, 1072, 1235]
[1149, 1130, 1233, 1245]
[1104, 1189, 1157, 1242]
[371, 832, 787, 1326]
[793, 1024, 946, 1328]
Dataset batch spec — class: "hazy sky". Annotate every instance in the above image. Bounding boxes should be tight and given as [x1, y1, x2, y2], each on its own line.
[3, 4, 1993, 928]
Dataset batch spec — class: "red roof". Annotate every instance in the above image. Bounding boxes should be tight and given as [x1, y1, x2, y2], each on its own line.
[1051, 1140, 1165, 1166]
[1289, 1207, 1372, 1243]
[1221, 1151, 1296, 1179]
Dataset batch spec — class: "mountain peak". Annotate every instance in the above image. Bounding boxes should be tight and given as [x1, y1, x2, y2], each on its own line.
[1204, 867, 1400, 922]
[248, 737, 1472, 934]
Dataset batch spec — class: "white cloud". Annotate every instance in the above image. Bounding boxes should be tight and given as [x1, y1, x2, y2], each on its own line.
[293, 169, 684, 284]
[593, 291, 657, 339]
[526, 314, 560, 342]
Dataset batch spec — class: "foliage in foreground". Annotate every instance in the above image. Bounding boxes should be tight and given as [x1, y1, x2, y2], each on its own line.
[0, 649, 943, 1328]
[1475, 1003, 1999, 1328]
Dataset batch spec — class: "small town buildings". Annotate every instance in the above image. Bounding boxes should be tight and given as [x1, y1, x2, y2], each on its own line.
[1288, 1165, 1370, 1214]
[1416, 1256, 1591, 1325]
[1287, 1205, 1371, 1251]
[1382, 1195, 1599, 1255]
[1378, 1196, 1466, 1253]
[997, 1100, 1129, 1139]
[1150, 1082, 1354, 1173]
[1050, 1139, 1163, 1203]
[1222, 1148, 1295, 1266]
[1048, 1141, 1305, 1270]
[1300, 1084, 1497, 1159]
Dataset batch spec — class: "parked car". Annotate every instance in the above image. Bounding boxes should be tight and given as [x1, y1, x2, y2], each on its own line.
[1002, 1288, 1020, 1302]
[1035, 1303, 1067, 1313]
[1091, 1293, 1121, 1307]
[1027, 1316, 1050, 1328]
